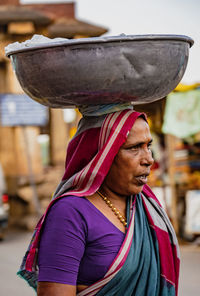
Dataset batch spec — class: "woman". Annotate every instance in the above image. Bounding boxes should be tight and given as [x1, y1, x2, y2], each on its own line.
[18, 106, 180, 296]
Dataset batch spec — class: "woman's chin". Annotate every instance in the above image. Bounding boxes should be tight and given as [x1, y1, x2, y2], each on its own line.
[125, 184, 144, 196]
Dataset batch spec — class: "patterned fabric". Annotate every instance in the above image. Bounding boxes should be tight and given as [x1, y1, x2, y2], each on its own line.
[17, 109, 180, 295]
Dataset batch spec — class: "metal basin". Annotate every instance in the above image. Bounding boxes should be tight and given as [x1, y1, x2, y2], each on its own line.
[6, 34, 194, 108]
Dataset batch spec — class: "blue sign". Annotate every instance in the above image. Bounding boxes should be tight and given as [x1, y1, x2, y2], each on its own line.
[0, 94, 48, 126]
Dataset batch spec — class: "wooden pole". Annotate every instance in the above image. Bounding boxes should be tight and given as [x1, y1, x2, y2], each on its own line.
[22, 126, 41, 216]
[165, 134, 179, 234]
[49, 109, 68, 165]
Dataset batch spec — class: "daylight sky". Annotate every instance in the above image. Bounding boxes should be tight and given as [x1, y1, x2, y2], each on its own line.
[21, 0, 200, 84]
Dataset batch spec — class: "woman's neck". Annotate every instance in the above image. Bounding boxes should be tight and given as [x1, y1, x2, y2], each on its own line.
[99, 184, 128, 205]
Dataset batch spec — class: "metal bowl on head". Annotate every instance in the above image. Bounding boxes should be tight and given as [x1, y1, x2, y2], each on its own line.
[6, 34, 194, 108]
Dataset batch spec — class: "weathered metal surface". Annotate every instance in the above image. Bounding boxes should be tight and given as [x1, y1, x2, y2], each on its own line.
[7, 34, 194, 108]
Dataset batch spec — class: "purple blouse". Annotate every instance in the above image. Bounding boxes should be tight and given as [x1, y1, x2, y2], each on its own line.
[38, 195, 125, 286]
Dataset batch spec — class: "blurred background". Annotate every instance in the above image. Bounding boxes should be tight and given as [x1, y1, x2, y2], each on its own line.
[0, 0, 200, 295]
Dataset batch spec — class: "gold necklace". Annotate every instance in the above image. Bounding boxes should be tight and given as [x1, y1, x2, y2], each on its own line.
[97, 191, 127, 227]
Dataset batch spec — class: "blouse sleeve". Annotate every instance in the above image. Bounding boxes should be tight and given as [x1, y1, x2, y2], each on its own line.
[38, 197, 87, 285]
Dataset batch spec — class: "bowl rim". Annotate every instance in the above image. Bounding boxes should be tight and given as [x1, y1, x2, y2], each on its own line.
[5, 34, 194, 57]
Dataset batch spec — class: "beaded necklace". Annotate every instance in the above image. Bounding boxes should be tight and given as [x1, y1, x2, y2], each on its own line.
[97, 191, 127, 227]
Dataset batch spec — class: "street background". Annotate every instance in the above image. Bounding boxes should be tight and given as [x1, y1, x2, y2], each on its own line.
[0, 1, 200, 296]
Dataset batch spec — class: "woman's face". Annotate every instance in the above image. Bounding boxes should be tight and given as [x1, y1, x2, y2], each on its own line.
[103, 117, 154, 196]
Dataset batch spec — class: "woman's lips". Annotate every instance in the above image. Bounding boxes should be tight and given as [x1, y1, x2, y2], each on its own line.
[135, 174, 149, 185]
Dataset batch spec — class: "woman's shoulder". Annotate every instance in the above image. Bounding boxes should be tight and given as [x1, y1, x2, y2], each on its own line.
[47, 195, 90, 218]
[53, 195, 88, 208]
[44, 196, 89, 237]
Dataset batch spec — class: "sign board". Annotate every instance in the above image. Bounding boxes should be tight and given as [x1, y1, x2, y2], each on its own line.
[0, 94, 48, 126]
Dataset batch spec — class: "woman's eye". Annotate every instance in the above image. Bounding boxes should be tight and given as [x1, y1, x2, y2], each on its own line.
[131, 145, 140, 150]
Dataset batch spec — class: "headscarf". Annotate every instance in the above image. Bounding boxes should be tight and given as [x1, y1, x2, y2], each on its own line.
[52, 107, 145, 199]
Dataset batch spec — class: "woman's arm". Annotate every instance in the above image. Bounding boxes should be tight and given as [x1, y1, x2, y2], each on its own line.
[37, 282, 76, 296]
[37, 198, 87, 293]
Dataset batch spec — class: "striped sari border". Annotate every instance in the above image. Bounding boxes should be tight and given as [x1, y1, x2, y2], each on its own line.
[99, 112, 118, 150]
[71, 110, 133, 195]
[98, 112, 114, 150]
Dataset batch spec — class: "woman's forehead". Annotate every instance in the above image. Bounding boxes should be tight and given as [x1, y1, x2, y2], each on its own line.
[125, 118, 151, 143]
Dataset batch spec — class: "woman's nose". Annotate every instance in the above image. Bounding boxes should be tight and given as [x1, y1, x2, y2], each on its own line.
[141, 149, 154, 166]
